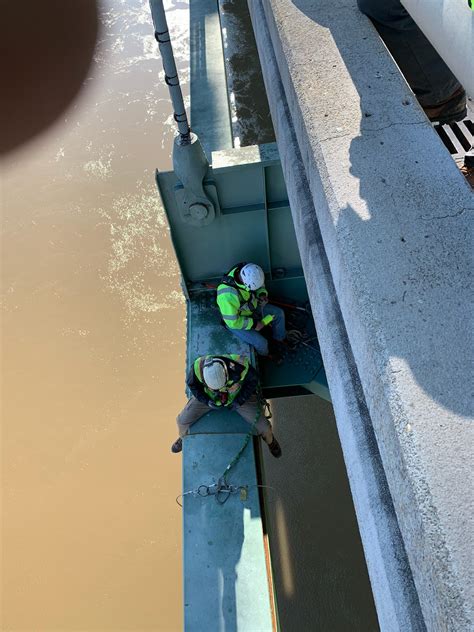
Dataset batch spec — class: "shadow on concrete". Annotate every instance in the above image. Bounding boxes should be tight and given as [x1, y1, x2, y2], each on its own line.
[288, 0, 472, 419]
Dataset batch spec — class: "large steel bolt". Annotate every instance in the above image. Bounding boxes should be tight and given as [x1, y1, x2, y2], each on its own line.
[189, 203, 208, 220]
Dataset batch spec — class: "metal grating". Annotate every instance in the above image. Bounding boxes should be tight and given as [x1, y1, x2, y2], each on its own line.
[435, 117, 474, 161]
[435, 96, 474, 164]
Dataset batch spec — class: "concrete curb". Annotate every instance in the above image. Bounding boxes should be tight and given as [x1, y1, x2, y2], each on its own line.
[249, 0, 473, 630]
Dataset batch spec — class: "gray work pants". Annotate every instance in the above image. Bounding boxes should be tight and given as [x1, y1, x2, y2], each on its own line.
[357, 0, 461, 105]
[177, 394, 273, 443]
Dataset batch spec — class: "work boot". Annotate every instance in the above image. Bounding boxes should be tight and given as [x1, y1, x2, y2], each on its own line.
[423, 87, 467, 125]
[267, 437, 282, 458]
[171, 437, 182, 453]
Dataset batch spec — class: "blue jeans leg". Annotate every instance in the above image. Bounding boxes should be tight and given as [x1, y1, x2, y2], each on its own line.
[226, 326, 269, 356]
[262, 304, 286, 341]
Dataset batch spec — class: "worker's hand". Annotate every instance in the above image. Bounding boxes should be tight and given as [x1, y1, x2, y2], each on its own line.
[255, 321, 265, 331]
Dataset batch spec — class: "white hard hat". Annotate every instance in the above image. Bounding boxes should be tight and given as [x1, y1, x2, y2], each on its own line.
[240, 263, 265, 290]
[203, 358, 228, 390]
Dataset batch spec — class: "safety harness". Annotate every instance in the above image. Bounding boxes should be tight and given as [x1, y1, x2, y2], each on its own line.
[193, 354, 250, 407]
[220, 262, 260, 314]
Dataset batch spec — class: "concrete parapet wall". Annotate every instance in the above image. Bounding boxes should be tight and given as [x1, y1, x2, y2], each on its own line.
[249, 1, 474, 630]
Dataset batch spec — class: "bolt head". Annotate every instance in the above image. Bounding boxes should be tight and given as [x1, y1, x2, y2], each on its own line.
[189, 203, 208, 220]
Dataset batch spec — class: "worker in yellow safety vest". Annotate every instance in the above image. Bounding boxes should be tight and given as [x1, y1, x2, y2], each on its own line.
[171, 354, 282, 457]
[216, 262, 286, 358]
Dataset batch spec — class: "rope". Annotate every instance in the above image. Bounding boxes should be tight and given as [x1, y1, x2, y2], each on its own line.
[176, 386, 272, 506]
[220, 385, 271, 486]
[175, 484, 276, 508]
[220, 408, 259, 486]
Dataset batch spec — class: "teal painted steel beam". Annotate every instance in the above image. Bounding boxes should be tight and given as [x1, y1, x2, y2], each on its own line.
[156, 144, 330, 397]
[190, 0, 233, 157]
[183, 295, 274, 630]
[183, 433, 273, 631]
[156, 143, 302, 283]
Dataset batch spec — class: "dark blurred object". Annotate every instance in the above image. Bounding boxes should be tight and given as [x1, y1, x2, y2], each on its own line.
[461, 148, 474, 188]
[0, 0, 99, 156]
[357, 0, 466, 125]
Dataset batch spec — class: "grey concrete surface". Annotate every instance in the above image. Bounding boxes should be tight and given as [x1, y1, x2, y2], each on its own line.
[249, 1, 473, 630]
[263, 395, 379, 632]
[248, 3, 425, 630]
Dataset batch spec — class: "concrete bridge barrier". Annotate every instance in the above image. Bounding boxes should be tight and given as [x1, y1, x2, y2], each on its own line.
[248, 1, 474, 630]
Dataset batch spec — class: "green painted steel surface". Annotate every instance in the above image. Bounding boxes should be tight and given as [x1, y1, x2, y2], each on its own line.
[183, 274, 275, 630]
[184, 293, 273, 630]
[186, 291, 252, 365]
[158, 141, 330, 630]
[190, 0, 233, 157]
[156, 143, 301, 284]
[182, 433, 273, 632]
[154, 3, 333, 629]
[157, 142, 329, 397]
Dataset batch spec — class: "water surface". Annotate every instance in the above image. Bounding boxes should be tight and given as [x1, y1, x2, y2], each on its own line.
[2, 1, 187, 629]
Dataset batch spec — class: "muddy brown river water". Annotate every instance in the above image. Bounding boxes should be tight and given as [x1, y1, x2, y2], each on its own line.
[2, 1, 186, 629]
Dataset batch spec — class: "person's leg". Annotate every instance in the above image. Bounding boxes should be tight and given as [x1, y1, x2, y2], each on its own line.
[226, 326, 269, 356]
[236, 393, 273, 444]
[237, 393, 282, 457]
[357, 0, 462, 107]
[262, 303, 286, 341]
[176, 396, 210, 437]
